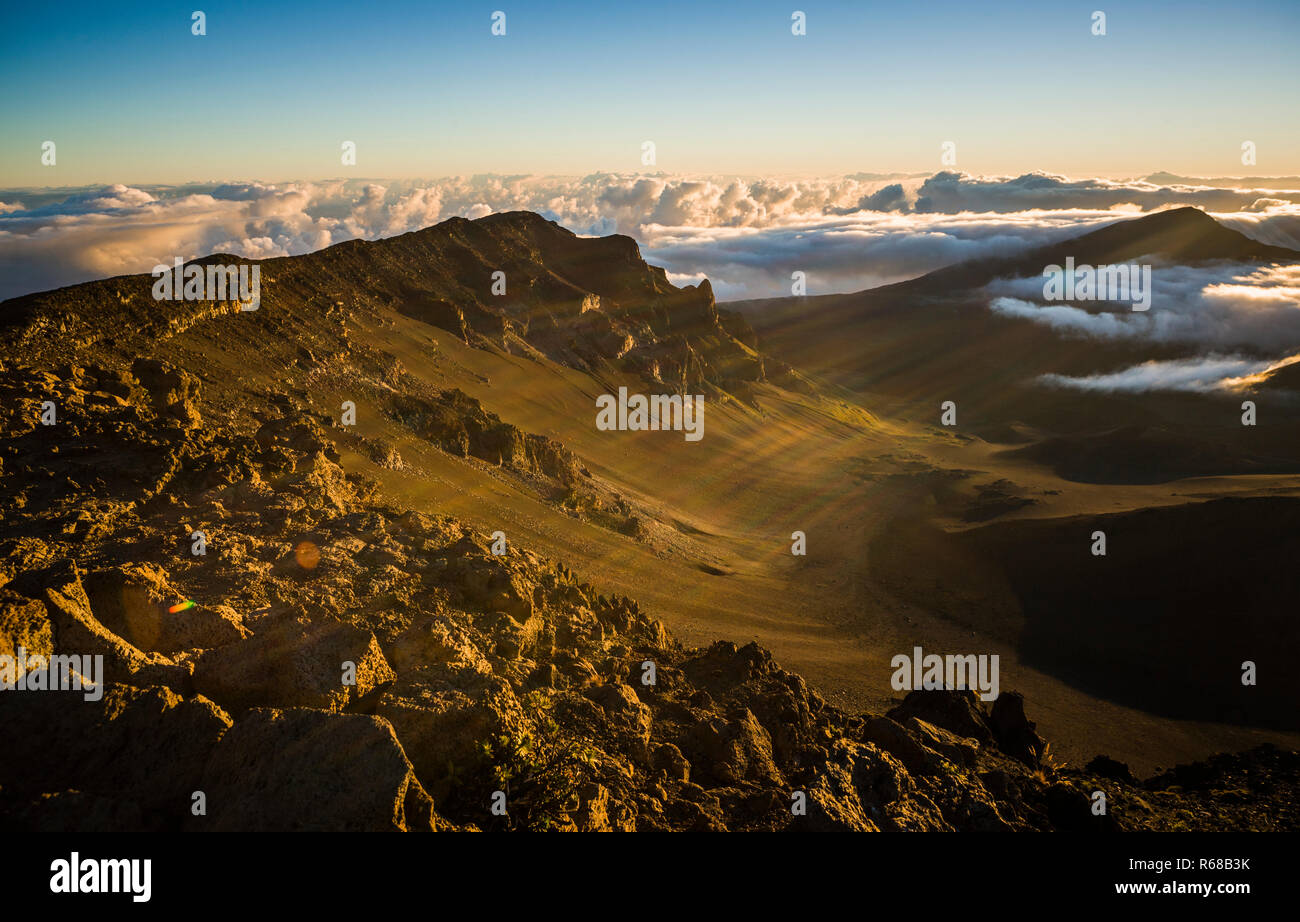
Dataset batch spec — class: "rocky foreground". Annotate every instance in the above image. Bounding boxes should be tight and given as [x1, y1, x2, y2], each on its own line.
[1, 356, 1297, 831]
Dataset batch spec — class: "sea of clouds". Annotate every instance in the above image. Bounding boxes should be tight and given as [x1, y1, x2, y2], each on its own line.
[4, 170, 1299, 303]
[2, 170, 1298, 392]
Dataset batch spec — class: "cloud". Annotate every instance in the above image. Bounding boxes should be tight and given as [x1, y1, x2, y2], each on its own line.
[1041, 353, 1300, 394]
[913, 171, 1300, 214]
[988, 264, 1300, 353]
[3, 172, 1300, 303]
[641, 210, 1103, 299]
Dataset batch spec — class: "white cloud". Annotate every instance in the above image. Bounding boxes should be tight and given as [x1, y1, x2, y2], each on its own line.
[2, 172, 1299, 303]
[988, 264, 1300, 352]
[1041, 353, 1300, 394]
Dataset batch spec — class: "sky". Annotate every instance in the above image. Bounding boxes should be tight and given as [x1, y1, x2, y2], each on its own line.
[3, 0, 1300, 186]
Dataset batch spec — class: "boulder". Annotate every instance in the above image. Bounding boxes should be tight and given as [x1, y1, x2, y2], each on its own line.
[0, 683, 230, 823]
[682, 706, 783, 785]
[375, 672, 522, 805]
[886, 688, 995, 745]
[192, 615, 394, 713]
[36, 561, 189, 690]
[989, 691, 1047, 767]
[130, 357, 201, 428]
[82, 564, 250, 653]
[192, 708, 436, 831]
[584, 681, 652, 744]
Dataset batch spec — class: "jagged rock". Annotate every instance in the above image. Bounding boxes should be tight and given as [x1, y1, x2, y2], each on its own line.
[683, 706, 784, 785]
[862, 715, 945, 775]
[386, 614, 493, 675]
[886, 688, 995, 745]
[799, 741, 883, 832]
[682, 640, 778, 695]
[573, 781, 635, 832]
[375, 671, 523, 805]
[446, 555, 535, 624]
[989, 692, 1047, 767]
[1086, 754, 1135, 783]
[0, 588, 53, 663]
[192, 707, 436, 831]
[254, 416, 336, 458]
[34, 561, 190, 690]
[82, 564, 250, 653]
[294, 453, 355, 513]
[129, 358, 201, 428]
[651, 742, 691, 782]
[584, 681, 652, 745]
[901, 716, 981, 767]
[191, 615, 394, 713]
[0, 683, 230, 824]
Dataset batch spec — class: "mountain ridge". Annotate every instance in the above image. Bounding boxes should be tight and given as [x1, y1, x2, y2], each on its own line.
[0, 210, 785, 400]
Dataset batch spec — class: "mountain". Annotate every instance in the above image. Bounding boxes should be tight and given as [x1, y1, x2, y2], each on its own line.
[903, 206, 1298, 297]
[737, 207, 1298, 325]
[2, 210, 1299, 831]
[733, 208, 1300, 478]
[0, 210, 790, 401]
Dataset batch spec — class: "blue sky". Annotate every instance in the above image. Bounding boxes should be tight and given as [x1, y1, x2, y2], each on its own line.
[3, 0, 1298, 185]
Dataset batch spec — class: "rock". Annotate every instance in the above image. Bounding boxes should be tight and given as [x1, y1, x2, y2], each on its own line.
[375, 672, 522, 805]
[386, 615, 493, 675]
[861, 715, 943, 775]
[0, 683, 230, 824]
[129, 357, 201, 428]
[0, 588, 53, 664]
[1086, 754, 1135, 783]
[651, 742, 691, 782]
[683, 706, 783, 785]
[36, 561, 189, 690]
[192, 615, 394, 713]
[82, 564, 250, 653]
[448, 556, 535, 624]
[901, 716, 980, 767]
[584, 681, 653, 747]
[989, 691, 1047, 767]
[572, 781, 635, 832]
[192, 708, 436, 831]
[295, 453, 355, 513]
[886, 688, 995, 745]
[799, 742, 882, 832]
[682, 641, 777, 696]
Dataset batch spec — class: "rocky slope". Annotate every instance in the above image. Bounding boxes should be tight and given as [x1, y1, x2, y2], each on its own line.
[1, 355, 1296, 831]
[0, 211, 797, 402]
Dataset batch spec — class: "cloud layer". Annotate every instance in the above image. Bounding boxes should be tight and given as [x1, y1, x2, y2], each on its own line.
[989, 264, 1300, 393]
[2, 171, 1300, 307]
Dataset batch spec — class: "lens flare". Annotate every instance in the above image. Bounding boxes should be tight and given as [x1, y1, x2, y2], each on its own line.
[295, 540, 321, 570]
